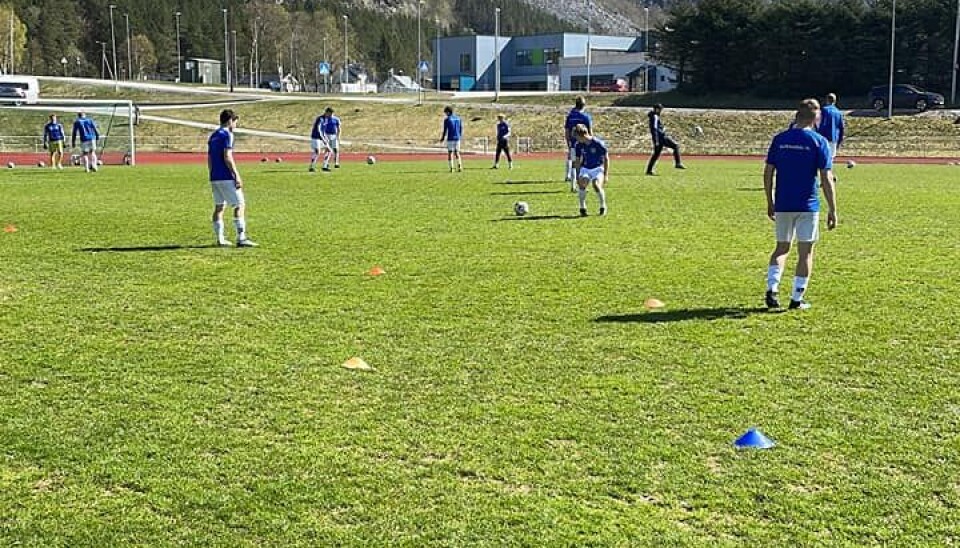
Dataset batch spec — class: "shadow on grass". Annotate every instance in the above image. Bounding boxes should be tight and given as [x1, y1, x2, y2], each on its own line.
[736, 187, 764, 192]
[489, 190, 565, 196]
[595, 307, 773, 323]
[491, 214, 582, 222]
[79, 244, 225, 252]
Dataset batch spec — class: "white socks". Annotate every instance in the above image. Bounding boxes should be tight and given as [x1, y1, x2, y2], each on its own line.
[234, 218, 247, 241]
[213, 221, 225, 242]
[792, 276, 808, 302]
[596, 188, 607, 210]
[767, 265, 782, 292]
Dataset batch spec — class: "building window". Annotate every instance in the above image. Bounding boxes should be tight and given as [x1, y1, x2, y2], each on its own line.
[544, 48, 560, 64]
[516, 50, 532, 66]
[459, 53, 472, 72]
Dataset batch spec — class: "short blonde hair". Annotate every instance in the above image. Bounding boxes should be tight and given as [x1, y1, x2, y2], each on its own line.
[796, 98, 820, 124]
[572, 123, 590, 138]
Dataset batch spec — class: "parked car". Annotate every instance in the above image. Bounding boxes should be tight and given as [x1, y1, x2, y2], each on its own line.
[0, 84, 28, 105]
[589, 78, 628, 93]
[869, 84, 944, 111]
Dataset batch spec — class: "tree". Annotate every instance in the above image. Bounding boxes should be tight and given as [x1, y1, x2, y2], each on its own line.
[131, 34, 156, 79]
[0, 3, 27, 74]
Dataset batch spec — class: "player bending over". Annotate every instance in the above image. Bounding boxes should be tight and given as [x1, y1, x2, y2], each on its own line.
[208, 109, 257, 248]
[42, 114, 66, 169]
[71, 111, 100, 172]
[571, 124, 609, 217]
[440, 105, 463, 172]
[763, 99, 838, 310]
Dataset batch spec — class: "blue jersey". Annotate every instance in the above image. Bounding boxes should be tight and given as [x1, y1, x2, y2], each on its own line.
[208, 127, 235, 181]
[323, 115, 341, 135]
[72, 117, 99, 144]
[496, 120, 510, 140]
[43, 122, 65, 143]
[817, 104, 845, 145]
[565, 108, 592, 144]
[765, 128, 832, 213]
[442, 115, 462, 141]
[310, 116, 325, 139]
[575, 136, 608, 169]
[648, 111, 666, 145]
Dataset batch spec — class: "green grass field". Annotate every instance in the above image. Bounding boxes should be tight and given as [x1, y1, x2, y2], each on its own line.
[2, 159, 959, 545]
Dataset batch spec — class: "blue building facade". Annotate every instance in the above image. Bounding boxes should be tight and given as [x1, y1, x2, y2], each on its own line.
[434, 33, 643, 91]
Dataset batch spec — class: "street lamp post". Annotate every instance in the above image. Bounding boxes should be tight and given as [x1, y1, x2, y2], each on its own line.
[98, 41, 107, 79]
[253, 17, 260, 89]
[435, 17, 440, 92]
[643, 6, 649, 93]
[417, 0, 423, 105]
[887, 0, 896, 119]
[343, 15, 348, 88]
[109, 4, 118, 87]
[124, 12, 131, 80]
[494, 7, 500, 101]
[175, 11, 182, 83]
[232, 30, 238, 89]
[222, 9, 231, 91]
[952, 0, 960, 104]
[61, 56, 68, 77]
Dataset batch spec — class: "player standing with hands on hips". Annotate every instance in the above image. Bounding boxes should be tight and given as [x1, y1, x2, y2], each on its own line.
[763, 99, 837, 310]
[571, 124, 609, 217]
[645, 103, 685, 175]
[208, 109, 257, 248]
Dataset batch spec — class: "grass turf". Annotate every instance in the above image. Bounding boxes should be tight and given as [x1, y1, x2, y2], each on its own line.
[1, 159, 959, 545]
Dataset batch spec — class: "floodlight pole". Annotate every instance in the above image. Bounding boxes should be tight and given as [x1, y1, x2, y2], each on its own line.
[952, 0, 960, 105]
[436, 17, 441, 92]
[417, 0, 423, 105]
[586, 9, 592, 92]
[887, 0, 896, 119]
[494, 7, 500, 101]
[223, 8, 232, 91]
[643, 6, 649, 93]
[343, 15, 349, 88]
[175, 11, 182, 83]
[109, 5, 119, 90]
[124, 13, 131, 80]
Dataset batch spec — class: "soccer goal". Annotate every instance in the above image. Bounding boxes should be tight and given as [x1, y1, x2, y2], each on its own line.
[0, 98, 137, 166]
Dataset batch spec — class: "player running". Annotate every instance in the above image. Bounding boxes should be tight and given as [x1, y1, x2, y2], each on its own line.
[208, 109, 257, 248]
[440, 105, 463, 172]
[564, 96, 592, 189]
[71, 111, 100, 172]
[42, 114, 66, 169]
[817, 93, 845, 160]
[763, 99, 838, 310]
[492, 113, 513, 170]
[571, 124, 609, 217]
[308, 109, 329, 172]
[322, 107, 341, 171]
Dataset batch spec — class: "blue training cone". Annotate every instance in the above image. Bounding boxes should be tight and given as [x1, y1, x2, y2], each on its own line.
[734, 428, 775, 449]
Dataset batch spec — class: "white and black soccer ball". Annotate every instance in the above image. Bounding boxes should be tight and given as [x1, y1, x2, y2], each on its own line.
[71, 154, 81, 166]
[96, 159, 104, 166]
[6, 161, 14, 169]
[366, 155, 376, 165]
[513, 201, 530, 216]
[37, 161, 45, 168]
[846, 160, 856, 169]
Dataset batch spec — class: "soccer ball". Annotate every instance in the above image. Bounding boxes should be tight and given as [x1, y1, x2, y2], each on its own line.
[846, 160, 856, 169]
[37, 161, 45, 168]
[366, 155, 376, 165]
[6, 161, 14, 169]
[96, 159, 104, 166]
[260, 157, 268, 163]
[70, 154, 81, 166]
[514, 201, 530, 216]
[275, 157, 283, 163]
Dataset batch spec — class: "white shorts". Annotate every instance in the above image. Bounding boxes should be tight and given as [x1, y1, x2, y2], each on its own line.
[80, 140, 95, 153]
[311, 138, 329, 152]
[775, 212, 819, 243]
[325, 135, 339, 150]
[211, 180, 246, 207]
[568, 146, 577, 162]
[578, 166, 605, 182]
[446, 140, 461, 152]
[827, 141, 838, 159]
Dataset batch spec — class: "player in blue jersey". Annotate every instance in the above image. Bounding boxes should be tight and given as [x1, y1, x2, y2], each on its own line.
[492, 113, 513, 170]
[571, 124, 609, 217]
[763, 99, 838, 310]
[308, 110, 329, 172]
[42, 114, 66, 170]
[321, 107, 342, 171]
[208, 109, 257, 248]
[645, 103, 684, 175]
[816, 93, 845, 160]
[439, 105, 463, 172]
[564, 96, 592, 188]
[71, 111, 100, 172]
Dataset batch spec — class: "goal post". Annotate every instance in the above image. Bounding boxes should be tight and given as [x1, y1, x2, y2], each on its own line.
[0, 98, 136, 166]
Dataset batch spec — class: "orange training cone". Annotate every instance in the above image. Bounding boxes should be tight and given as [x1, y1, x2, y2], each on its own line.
[368, 265, 385, 276]
[644, 298, 665, 309]
[341, 357, 374, 371]
[3, 224, 17, 233]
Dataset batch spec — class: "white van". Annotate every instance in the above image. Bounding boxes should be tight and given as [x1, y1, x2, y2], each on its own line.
[0, 75, 40, 105]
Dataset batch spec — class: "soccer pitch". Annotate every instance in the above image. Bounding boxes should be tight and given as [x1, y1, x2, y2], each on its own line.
[1, 159, 958, 545]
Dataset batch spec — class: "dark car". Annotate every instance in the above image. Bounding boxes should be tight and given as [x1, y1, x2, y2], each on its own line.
[869, 84, 944, 111]
[0, 85, 26, 105]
